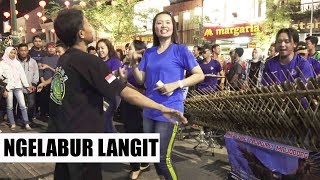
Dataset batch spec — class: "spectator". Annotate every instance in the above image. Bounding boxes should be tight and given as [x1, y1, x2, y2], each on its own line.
[197, 46, 222, 91]
[0, 47, 31, 130]
[245, 48, 265, 87]
[56, 41, 67, 57]
[37, 42, 59, 120]
[192, 45, 203, 63]
[87, 46, 97, 55]
[17, 43, 39, 122]
[29, 35, 47, 63]
[226, 48, 244, 90]
[266, 43, 278, 61]
[305, 36, 320, 60]
[296, 41, 320, 77]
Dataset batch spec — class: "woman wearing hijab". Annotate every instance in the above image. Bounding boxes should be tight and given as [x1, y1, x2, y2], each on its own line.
[245, 48, 265, 88]
[0, 47, 31, 130]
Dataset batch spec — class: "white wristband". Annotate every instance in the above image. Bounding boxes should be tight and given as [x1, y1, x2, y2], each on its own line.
[178, 80, 184, 89]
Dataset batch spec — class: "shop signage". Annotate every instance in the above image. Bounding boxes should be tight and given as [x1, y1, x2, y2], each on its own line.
[135, 35, 153, 42]
[203, 23, 261, 39]
[247, 42, 256, 48]
[291, 18, 320, 33]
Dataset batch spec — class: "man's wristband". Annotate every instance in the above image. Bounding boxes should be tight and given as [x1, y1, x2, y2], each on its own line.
[178, 80, 184, 89]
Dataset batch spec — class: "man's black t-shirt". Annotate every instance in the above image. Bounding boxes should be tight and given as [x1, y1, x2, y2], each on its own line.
[248, 61, 261, 86]
[226, 62, 242, 82]
[48, 48, 126, 133]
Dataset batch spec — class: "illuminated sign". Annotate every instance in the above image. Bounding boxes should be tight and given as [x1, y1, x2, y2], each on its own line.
[291, 19, 320, 33]
[135, 35, 153, 42]
[203, 23, 261, 39]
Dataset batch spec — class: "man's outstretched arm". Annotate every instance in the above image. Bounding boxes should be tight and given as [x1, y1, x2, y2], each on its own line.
[120, 86, 187, 124]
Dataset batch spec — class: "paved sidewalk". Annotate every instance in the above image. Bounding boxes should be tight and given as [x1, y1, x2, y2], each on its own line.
[0, 120, 230, 180]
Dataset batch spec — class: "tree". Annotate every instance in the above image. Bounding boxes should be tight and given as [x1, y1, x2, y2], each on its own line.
[253, 0, 300, 49]
[45, 0, 159, 44]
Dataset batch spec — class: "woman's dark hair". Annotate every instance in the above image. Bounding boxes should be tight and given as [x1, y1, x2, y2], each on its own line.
[152, 11, 178, 47]
[116, 49, 123, 57]
[54, 9, 84, 47]
[96, 39, 118, 59]
[132, 40, 147, 51]
[276, 28, 299, 45]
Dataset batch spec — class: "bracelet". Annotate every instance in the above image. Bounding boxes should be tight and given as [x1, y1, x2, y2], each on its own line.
[178, 80, 184, 89]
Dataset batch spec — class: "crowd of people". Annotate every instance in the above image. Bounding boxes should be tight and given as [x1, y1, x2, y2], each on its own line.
[0, 8, 320, 180]
[191, 30, 320, 92]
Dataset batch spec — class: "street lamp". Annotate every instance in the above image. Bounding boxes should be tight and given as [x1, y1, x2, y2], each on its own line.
[64, 1, 70, 8]
[39, 0, 46, 8]
[41, 16, 47, 22]
[31, 28, 36, 33]
[37, 12, 43, 18]
[3, 12, 10, 18]
[24, 14, 29, 20]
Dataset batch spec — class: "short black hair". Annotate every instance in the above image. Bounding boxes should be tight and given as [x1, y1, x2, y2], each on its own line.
[235, 48, 244, 57]
[305, 36, 318, 45]
[202, 43, 211, 51]
[211, 44, 220, 50]
[54, 9, 84, 47]
[32, 35, 42, 42]
[87, 46, 96, 52]
[132, 40, 147, 51]
[276, 28, 299, 45]
[17, 43, 28, 49]
[56, 40, 67, 50]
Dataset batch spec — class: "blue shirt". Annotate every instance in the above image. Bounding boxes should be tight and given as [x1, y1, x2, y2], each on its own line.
[139, 44, 198, 122]
[197, 59, 221, 90]
[262, 54, 314, 85]
[307, 57, 320, 76]
[104, 57, 122, 71]
[122, 62, 144, 90]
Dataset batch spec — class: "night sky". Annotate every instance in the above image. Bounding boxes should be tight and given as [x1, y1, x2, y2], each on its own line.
[0, 0, 39, 33]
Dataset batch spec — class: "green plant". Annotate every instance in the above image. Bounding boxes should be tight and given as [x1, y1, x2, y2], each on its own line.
[45, 0, 159, 44]
[253, 0, 300, 50]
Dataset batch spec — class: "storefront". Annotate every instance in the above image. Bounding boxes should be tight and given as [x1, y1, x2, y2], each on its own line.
[291, 18, 320, 50]
[203, 23, 263, 60]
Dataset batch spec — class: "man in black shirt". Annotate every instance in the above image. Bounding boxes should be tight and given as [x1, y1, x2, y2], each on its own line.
[29, 35, 47, 63]
[50, 9, 187, 180]
[226, 48, 243, 90]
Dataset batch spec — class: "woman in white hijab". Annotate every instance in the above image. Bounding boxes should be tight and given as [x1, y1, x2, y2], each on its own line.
[245, 48, 265, 88]
[0, 47, 31, 130]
